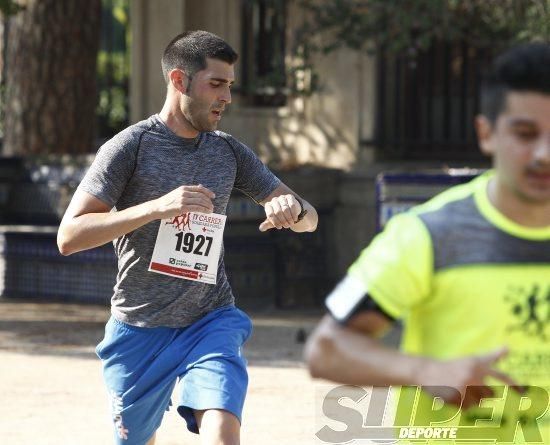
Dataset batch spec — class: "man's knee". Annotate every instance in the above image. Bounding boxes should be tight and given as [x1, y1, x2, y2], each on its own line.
[194, 409, 240, 445]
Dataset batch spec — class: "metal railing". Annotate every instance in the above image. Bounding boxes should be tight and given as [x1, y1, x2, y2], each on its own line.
[372, 41, 491, 161]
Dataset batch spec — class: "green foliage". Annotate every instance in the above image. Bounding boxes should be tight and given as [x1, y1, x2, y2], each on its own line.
[299, 0, 550, 57]
[96, 52, 129, 134]
[287, 42, 320, 97]
[0, 0, 24, 16]
[96, 0, 130, 138]
[291, 0, 549, 97]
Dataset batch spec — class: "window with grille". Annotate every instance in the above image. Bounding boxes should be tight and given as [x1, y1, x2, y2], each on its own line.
[373, 42, 491, 161]
[241, 0, 287, 107]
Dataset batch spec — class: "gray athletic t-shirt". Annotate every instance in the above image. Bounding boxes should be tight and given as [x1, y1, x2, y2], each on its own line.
[78, 114, 280, 327]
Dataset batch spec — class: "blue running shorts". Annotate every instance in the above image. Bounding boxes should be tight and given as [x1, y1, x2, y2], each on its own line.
[95, 305, 253, 444]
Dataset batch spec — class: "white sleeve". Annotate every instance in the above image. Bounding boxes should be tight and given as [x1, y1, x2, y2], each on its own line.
[325, 274, 369, 323]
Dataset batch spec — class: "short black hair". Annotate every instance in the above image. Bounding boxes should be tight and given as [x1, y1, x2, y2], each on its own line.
[161, 30, 238, 83]
[480, 42, 550, 122]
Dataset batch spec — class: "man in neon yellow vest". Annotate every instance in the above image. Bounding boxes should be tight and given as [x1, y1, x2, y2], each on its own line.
[306, 43, 550, 444]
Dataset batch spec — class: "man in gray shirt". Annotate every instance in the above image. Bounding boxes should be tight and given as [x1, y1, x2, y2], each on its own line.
[58, 30, 318, 445]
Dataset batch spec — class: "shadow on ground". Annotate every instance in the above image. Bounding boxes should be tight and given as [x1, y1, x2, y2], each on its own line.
[0, 299, 322, 367]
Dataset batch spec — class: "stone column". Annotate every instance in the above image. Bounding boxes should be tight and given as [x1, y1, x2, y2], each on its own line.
[129, 0, 186, 122]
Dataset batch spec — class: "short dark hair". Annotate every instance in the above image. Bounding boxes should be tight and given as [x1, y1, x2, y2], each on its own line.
[480, 43, 550, 122]
[161, 30, 238, 83]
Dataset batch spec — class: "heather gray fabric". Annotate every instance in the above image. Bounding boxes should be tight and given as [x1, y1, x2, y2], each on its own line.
[418, 195, 550, 270]
[78, 114, 280, 327]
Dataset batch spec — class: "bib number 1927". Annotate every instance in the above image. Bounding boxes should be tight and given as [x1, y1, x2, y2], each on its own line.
[149, 212, 226, 284]
[175, 232, 213, 256]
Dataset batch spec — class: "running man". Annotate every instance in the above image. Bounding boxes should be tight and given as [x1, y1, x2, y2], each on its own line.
[58, 30, 318, 445]
[305, 43, 550, 443]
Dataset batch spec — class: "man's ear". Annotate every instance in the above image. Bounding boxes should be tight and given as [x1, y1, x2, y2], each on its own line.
[475, 115, 496, 156]
[168, 69, 190, 94]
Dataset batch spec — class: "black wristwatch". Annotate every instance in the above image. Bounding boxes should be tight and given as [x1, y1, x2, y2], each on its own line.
[294, 196, 308, 222]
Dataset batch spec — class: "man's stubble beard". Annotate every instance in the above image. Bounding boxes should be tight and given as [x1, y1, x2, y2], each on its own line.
[184, 98, 217, 132]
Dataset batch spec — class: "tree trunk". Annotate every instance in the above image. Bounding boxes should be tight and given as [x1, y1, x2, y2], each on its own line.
[3, 0, 101, 155]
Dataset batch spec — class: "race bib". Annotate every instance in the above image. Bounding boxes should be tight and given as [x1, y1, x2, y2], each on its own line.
[149, 212, 226, 284]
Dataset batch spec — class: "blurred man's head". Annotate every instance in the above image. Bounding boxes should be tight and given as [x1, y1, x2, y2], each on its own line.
[476, 43, 550, 204]
[162, 31, 238, 132]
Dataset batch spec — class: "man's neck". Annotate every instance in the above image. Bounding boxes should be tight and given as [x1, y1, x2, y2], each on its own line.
[158, 102, 199, 139]
[487, 177, 550, 228]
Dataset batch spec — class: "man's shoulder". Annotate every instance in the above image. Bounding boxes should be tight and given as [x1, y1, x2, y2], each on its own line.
[379, 175, 486, 244]
[202, 131, 253, 159]
[410, 178, 483, 240]
[101, 116, 158, 151]
[405, 173, 546, 270]
[204, 130, 242, 147]
[210, 130, 233, 139]
[412, 176, 482, 218]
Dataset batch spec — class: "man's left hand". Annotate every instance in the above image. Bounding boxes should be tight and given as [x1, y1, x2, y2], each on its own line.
[259, 194, 302, 232]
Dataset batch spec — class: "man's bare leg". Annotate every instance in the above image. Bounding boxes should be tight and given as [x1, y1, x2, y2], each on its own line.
[146, 432, 156, 445]
[194, 409, 240, 445]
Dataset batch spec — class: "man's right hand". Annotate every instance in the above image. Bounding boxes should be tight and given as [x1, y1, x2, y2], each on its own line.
[152, 185, 216, 219]
[58, 185, 216, 256]
[420, 347, 524, 409]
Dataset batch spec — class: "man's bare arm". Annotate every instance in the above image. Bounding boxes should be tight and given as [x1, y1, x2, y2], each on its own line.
[305, 312, 522, 407]
[57, 185, 215, 256]
[305, 312, 425, 386]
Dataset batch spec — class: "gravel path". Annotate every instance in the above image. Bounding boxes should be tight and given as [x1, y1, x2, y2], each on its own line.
[0, 300, 334, 445]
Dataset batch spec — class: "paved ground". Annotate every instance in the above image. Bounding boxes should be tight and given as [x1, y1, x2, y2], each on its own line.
[0, 299, 337, 445]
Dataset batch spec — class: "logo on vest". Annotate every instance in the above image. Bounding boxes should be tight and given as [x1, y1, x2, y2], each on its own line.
[505, 284, 550, 340]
